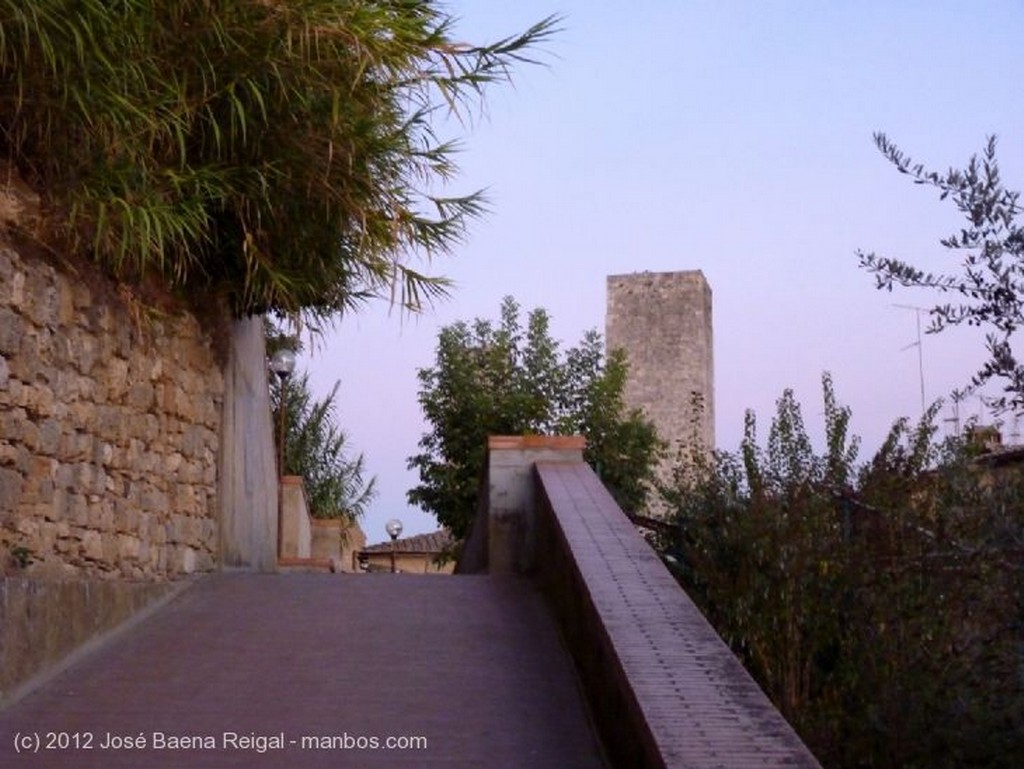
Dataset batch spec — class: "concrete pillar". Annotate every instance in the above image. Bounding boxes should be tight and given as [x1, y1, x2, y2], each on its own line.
[279, 476, 311, 560]
[218, 316, 278, 571]
[485, 435, 585, 575]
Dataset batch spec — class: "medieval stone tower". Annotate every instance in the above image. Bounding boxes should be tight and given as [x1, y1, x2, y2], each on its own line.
[606, 271, 714, 480]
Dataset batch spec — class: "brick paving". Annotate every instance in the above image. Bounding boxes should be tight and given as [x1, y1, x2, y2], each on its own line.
[0, 573, 608, 769]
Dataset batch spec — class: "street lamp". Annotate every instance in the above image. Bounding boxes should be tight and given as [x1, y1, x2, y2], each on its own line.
[269, 348, 297, 479]
[385, 518, 403, 573]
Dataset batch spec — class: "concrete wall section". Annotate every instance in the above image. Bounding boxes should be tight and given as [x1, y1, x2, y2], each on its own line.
[0, 577, 187, 707]
[479, 436, 585, 575]
[279, 475, 310, 560]
[218, 316, 278, 572]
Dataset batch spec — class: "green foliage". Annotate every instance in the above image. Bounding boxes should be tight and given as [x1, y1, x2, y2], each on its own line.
[664, 375, 857, 722]
[270, 370, 375, 521]
[858, 133, 1024, 411]
[0, 1, 557, 321]
[408, 296, 662, 540]
[9, 544, 34, 569]
[662, 375, 1024, 769]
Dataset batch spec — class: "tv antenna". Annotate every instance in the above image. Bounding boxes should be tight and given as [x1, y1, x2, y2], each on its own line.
[944, 389, 964, 438]
[893, 304, 928, 415]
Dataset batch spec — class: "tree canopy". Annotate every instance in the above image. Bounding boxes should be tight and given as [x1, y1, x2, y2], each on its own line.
[407, 297, 662, 541]
[858, 133, 1024, 410]
[0, 1, 556, 321]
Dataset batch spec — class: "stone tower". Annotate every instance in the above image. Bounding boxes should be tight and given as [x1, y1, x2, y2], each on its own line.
[606, 271, 714, 478]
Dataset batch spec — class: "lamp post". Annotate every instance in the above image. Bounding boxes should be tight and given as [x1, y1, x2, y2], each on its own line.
[269, 348, 297, 479]
[269, 348, 296, 563]
[385, 518, 403, 573]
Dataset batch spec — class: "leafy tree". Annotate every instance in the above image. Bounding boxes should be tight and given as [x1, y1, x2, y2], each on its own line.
[858, 133, 1024, 410]
[408, 296, 662, 540]
[0, 1, 556, 321]
[661, 376, 1024, 769]
[661, 374, 856, 723]
[270, 371, 376, 521]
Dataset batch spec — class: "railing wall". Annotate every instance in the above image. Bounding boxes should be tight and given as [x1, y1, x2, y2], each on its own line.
[469, 436, 823, 769]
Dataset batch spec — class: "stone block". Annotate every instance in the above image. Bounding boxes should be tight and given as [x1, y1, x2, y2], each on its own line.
[174, 483, 195, 514]
[23, 456, 55, 500]
[194, 549, 214, 572]
[141, 487, 169, 515]
[22, 384, 55, 419]
[15, 516, 39, 537]
[36, 418, 60, 454]
[116, 533, 140, 560]
[22, 266, 54, 324]
[0, 466, 24, 513]
[68, 494, 89, 526]
[0, 248, 13, 302]
[73, 332, 100, 377]
[87, 437, 110, 466]
[67, 402, 96, 431]
[0, 442, 18, 467]
[97, 355, 128, 398]
[180, 546, 196, 574]
[164, 451, 184, 476]
[36, 520, 57, 553]
[126, 382, 154, 411]
[92, 305, 114, 333]
[0, 308, 20, 356]
[57, 280, 75, 325]
[50, 488, 71, 521]
[53, 463, 74, 490]
[13, 334, 40, 381]
[17, 419, 39, 454]
[70, 280, 92, 309]
[7, 265, 25, 307]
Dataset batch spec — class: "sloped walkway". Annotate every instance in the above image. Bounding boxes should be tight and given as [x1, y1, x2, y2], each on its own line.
[0, 574, 607, 769]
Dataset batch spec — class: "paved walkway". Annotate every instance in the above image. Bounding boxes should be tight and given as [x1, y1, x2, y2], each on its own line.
[0, 574, 607, 768]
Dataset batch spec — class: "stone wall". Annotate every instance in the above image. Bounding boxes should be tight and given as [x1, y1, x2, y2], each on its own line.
[0, 231, 224, 580]
[606, 270, 714, 477]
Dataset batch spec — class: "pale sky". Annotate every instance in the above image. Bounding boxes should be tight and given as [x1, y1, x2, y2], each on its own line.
[300, 1, 1024, 542]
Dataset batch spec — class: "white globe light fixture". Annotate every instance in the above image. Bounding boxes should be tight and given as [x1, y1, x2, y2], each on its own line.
[385, 519, 404, 573]
[269, 348, 297, 480]
[269, 348, 297, 380]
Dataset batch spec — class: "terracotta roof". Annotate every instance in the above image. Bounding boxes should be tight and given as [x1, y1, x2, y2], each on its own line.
[361, 529, 453, 555]
[974, 444, 1024, 467]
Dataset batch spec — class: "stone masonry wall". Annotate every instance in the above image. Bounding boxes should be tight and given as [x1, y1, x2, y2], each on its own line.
[0, 232, 224, 580]
[606, 271, 714, 479]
